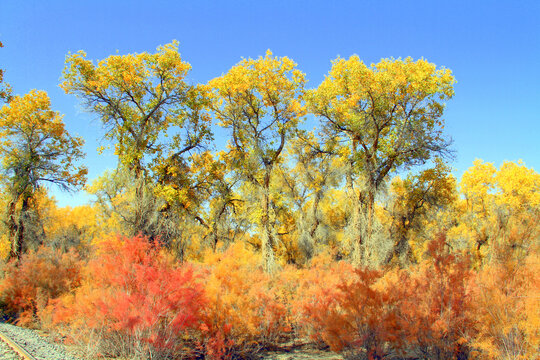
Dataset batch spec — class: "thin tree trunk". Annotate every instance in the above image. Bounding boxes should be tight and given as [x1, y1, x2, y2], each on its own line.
[133, 165, 145, 235]
[346, 161, 364, 267]
[364, 189, 375, 262]
[309, 191, 322, 240]
[385, 216, 410, 265]
[351, 199, 364, 267]
[261, 171, 277, 274]
[299, 191, 321, 260]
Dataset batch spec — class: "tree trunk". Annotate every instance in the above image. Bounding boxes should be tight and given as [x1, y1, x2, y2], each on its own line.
[7, 200, 19, 260]
[352, 188, 375, 267]
[309, 191, 322, 240]
[364, 189, 375, 262]
[8, 196, 29, 261]
[133, 164, 145, 235]
[261, 171, 277, 274]
[299, 190, 321, 260]
[351, 199, 364, 267]
[385, 216, 411, 265]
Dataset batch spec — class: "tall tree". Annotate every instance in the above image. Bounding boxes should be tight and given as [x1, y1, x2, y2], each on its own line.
[308, 56, 455, 266]
[0, 90, 87, 259]
[61, 41, 212, 234]
[209, 50, 306, 273]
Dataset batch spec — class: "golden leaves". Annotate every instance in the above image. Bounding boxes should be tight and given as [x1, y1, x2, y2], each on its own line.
[209, 50, 306, 131]
[61, 41, 212, 186]
[309, 56, 455, 131]
[62, 41, 191, 99]
[0, 90, 87, 190]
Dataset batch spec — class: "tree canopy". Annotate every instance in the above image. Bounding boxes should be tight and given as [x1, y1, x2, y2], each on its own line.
[209, 50, 306, 272]
[61, 41, 212, 235]
[308, 56, 456, 265]
[0, 90, 86, 258]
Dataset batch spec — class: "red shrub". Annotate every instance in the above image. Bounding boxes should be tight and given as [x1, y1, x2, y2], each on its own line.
[0, 246, 81, 327]
[296, 255, 391, 358]
[49, 235, 205, 359]
[297, 235, 476, 360]
[292, 253, 353, 348]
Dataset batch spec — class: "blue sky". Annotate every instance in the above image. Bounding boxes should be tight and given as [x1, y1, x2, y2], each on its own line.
[1, 0, 539, 207]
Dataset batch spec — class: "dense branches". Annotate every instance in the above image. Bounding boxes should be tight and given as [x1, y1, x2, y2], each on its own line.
[209, 50, 306, 273]
[0, 90, 86, 259]
[61, 41, 212, 236]
[309, 56, 456, 265]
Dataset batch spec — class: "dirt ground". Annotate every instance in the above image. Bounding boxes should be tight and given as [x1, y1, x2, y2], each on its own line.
[261, 348, 344, 360]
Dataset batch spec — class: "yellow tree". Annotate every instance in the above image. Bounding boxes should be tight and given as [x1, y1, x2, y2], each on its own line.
[0, 90, 87, 259]
[44, 203, 99, 253]
[384, 158, 457, 265]
[61, 41, 212, 234]
[209, 51, 306, 273]
[308, 56, 455, 266]
[459, 159, 540, 263]
[153, 150, 244, 258]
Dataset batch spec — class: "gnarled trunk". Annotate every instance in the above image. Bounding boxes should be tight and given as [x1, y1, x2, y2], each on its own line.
[352, 188, 375, 267]
[8, 196, 30, 261]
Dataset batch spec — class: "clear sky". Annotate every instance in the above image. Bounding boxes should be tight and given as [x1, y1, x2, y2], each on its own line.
[1, 0, 539, 207]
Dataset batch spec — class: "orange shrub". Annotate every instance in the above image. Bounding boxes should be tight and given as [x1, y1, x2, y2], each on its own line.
[295, 254, 391, 358]
[49, 235, 204, 359]
[296, 235, 476, 360]
[291, 253, 355, 347]
[469, 252, 540, 359]
[201, 243, 292, 359]
[0, 246, 81, 327]
[389, 234, 475, 359]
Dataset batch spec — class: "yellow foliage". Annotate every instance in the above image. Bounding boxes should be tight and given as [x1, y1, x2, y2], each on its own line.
[61, 41, 211, 177]
[45, 204, 99, 248]
[0, 233, 10, 260]
[0, 90, 87, 191]
[456, 159, 540, 264]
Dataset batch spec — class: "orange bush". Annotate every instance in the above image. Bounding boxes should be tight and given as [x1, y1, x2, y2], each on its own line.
[469, 252, 540, 359]
[25, 233, 537, 360]
[295, 255, 391, 358]
[388, 234, 475, 359]
[49, 235, 205, 359]
[291, 253, 355, 347]
[201, 243, 292, 359]
[0, 246, 81, 327]
[297, 235, 476, 360]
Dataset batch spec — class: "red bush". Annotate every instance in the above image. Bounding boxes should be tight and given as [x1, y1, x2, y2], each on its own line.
[49, 235, 205, 359]
[296, 256, 391, 358]
[0, 246, 81, 327]
[389, 234, 475, 359]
